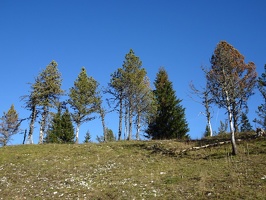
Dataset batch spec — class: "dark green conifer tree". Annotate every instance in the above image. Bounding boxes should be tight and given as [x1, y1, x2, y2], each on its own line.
[146, 68, 189, 139]
[240, 113, 253, 132]
[254, 64, 266, 129]
[46, 107, 74, 144]
[46, 108, 61, 143]
[203, 125, 211, 137]
[84, 130, 91, 143]
[60, 109, 75, 143]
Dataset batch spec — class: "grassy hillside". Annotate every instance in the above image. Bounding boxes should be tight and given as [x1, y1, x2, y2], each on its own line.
[0, 136, 266, 199]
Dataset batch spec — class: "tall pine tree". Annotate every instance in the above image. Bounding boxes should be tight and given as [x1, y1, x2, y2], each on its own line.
[146, 68, 189, 139]
[121, 49, 145, 140]
[107, 49, 152, 140]
[32, 60, 63, 144]
[68, 67, 99, 143]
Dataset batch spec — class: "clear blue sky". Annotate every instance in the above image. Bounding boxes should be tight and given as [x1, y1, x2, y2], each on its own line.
[1, 0, 265, 144]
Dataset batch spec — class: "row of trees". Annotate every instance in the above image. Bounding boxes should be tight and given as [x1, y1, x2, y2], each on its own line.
[107, 49, 189, 141]
[1, 42, 266, 154]
[0, 49, 189, 146]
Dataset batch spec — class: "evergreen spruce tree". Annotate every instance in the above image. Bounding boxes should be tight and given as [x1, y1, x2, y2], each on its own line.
[146, 68, 189, 139]
[240, 113, 253, 132]
[254, 64, 266, 129]
[203, 125, 211, 137]
[60, 109, 75, 143]
[45, 107, 61, 143]
[84, 130, 91, 143]
[46, 107, 74, 144]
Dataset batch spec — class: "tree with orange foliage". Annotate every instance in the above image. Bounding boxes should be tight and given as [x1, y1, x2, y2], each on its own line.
[206, 41, 257, 155]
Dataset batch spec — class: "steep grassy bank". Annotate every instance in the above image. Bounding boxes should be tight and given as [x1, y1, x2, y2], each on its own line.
[0, 138, 266, 199]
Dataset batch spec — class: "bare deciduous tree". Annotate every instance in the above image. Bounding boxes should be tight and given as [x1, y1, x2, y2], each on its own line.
[189, 78, 213, 137]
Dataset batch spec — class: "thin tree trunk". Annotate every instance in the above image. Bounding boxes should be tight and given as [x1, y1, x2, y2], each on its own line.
[118, 98, 123, 140]
[136, 109, 141, 140]
[233, 110, 239, 133]
[27, 105, 37, 144]
[228, 109, 237, 155]
[208, 119, 213, 137]
[225, 91, 237, 155]
[75, 122, 80, 144]
[124, 107, 128, 140]
[206, 98, 213, 137]
[99, 108, 107, 142]
[3, 137, 7, 146]
[22, 129, 27, 144]
[39, 107, 47, 144]
[128, 101, 133, 140]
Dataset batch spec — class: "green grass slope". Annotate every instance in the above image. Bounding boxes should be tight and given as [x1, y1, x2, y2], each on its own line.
[0, 138, 266, 199]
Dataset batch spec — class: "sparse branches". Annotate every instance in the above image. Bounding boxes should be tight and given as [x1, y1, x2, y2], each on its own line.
[0, 105, 21, 146]
[255, 64, 266, 129]
[206, 41, 257, 155]
[20, 86, 41, 144]
[189, 71, 213, 136]
[96, 89, 108, 142]
[106, 68, 125, 140]
[134, 76, 156, 140]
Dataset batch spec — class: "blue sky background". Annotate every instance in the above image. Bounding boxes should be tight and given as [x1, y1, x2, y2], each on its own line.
[1, 0, 265, 144]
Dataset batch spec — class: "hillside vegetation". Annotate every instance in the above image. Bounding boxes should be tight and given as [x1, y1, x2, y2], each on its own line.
[0, 135, 266, 199]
